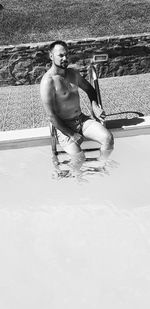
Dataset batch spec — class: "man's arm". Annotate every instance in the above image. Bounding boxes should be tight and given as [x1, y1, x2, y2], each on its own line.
[40, 75, 74, 137]
[76, 71, 106, 121]
[71, 68, 105, 120]
[69, 68, 98, 103]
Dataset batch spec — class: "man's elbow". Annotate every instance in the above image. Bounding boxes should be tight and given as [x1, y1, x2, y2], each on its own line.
[49, 114, 57, 125]
[41, 99, 53, 117]
[44, 106, 55, 123]
[43, 109, 57, 127]
[46, 111, 58, 128]
[86, 86, 97, 101]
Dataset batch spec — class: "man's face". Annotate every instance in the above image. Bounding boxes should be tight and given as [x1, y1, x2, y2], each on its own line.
[50, 44, 69, 69]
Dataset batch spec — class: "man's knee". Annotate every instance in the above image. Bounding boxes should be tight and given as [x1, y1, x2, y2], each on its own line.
[103, 130, 114, 150]
[108, 131, 114, 148]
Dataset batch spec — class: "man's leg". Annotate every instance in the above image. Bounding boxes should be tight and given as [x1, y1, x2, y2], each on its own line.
[57, 130, 86, 175]
[63, 142, 86, 175]
[82, 119, 114, 166]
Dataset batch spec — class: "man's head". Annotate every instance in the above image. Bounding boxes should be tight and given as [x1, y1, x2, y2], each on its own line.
[49, 40, 69, 69]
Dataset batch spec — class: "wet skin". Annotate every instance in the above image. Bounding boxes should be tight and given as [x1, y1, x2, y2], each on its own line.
[40, 44, 98, 138]
[40, 44, 114, 178]
[50, 72, 81, 120]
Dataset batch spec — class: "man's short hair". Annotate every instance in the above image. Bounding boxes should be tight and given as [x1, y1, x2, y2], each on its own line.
[49, 40, 68, 52]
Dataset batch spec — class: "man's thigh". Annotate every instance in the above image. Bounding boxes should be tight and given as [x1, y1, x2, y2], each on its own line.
[57, 128, 81, 155]
[82, 119, 111, 144]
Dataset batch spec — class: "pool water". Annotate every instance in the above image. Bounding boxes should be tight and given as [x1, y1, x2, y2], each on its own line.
[0, 134, 150, 208]
[0, 133, 150, 308]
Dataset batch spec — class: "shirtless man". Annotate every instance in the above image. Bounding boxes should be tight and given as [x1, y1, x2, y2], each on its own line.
[40, 40, 114, 176]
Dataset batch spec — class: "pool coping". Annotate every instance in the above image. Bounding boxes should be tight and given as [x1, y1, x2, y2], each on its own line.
[0, 116, 150, 150]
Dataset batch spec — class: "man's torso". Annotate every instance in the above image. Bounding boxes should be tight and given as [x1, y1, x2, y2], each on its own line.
[47, 68, 81, 120]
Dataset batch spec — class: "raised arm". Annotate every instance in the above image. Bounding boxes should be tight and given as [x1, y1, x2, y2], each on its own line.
[40, 75, 74, 137]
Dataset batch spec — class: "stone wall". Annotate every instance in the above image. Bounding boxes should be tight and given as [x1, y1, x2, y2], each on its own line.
[0, 33, 150, 86]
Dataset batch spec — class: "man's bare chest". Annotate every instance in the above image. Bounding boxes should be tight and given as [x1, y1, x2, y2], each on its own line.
[51, 74, 81, 117]
[54, 76, 78, 98]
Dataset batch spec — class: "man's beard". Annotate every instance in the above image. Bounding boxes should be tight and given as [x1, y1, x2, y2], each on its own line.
[55, 61, 68, 69]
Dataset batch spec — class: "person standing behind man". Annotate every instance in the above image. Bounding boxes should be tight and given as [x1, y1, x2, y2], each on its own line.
[40, 40, 114, 177]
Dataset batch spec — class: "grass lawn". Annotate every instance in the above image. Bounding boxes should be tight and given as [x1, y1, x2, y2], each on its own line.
[1, 74, 150, 131]
[0, 0, 150, 45]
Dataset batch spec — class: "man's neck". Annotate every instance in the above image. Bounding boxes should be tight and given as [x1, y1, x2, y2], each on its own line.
[51, 64, 67, 77]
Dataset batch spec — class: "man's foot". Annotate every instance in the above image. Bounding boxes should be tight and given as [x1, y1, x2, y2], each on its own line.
[52, 169, 71, 179]
[98, 159, 107, 169]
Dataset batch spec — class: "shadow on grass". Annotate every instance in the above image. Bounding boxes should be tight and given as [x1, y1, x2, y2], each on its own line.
[105, 111, 145, 129]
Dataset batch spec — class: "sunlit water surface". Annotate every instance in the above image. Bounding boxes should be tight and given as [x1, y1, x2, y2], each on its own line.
[0, 134, 150, 308]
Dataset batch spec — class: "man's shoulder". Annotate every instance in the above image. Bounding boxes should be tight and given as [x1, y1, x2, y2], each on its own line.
[67, 66, 80, 84]
[67, 66, 79, 76]
[40, 69, 55, 87]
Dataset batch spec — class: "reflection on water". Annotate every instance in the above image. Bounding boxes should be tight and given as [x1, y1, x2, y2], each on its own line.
[52, 157, 119, 182]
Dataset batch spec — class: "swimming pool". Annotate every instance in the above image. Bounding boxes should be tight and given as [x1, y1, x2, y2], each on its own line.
[0, 124, 150, 308]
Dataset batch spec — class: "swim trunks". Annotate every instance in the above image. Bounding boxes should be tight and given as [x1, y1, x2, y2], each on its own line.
[56, 113, 91, 149]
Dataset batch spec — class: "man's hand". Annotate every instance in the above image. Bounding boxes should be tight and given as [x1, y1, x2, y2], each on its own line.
[70, 133, 83, 145]
[92, 101, 106, 123]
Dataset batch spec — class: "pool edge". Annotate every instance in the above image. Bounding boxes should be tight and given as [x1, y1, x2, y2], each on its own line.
[0, 116, 150, 150]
